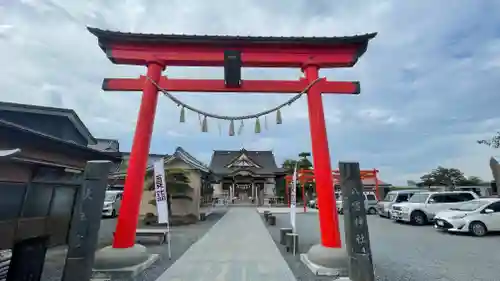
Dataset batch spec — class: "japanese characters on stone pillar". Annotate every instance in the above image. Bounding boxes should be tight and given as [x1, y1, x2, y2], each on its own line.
[62, 160, 112, 281]
[339, 162, 375, 281]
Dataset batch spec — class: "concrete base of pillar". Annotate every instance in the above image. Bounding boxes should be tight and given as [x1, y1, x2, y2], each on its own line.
[300, 244, 348, 277]
[91, 244, 158, 280]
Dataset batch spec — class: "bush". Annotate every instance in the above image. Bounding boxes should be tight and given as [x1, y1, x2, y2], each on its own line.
[143, 212, 158, 225]
[170, 214, 198, 226]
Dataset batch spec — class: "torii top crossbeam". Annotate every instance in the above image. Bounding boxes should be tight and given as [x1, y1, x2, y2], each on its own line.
[88, 27, 376, 250]
[88, 27, 375, 94]
[88, 27, 376, 67]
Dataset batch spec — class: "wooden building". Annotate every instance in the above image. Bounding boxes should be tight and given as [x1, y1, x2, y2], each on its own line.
[0, 101, 120, 279]
[140, 147, 212, 221]
[209, 149, 286, 205]
[109, 147, 212, 222]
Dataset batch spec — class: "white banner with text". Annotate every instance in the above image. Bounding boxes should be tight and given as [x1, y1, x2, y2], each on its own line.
[153, 159, 169, 224]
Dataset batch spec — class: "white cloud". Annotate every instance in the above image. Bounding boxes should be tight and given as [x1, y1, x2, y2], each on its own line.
[357, 108, 407, 125]
[166, 130, 186, 138]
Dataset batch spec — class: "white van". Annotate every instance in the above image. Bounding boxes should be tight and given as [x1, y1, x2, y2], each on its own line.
[102, 190, 123, 217]
[391, 191, 479, 225]
[376, 190, 421, 218]
[336, 192, 379, 215]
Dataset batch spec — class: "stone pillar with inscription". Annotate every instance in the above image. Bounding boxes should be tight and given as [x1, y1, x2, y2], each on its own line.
[339, 162, 375, 281]
[62, 160, 112, 281]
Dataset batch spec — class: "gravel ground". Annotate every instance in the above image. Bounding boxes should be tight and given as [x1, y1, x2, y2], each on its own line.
[265, 212, 500, 281]
[40, 210, 226, 281]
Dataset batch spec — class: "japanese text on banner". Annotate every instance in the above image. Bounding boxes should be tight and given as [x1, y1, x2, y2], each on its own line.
[153, 159, 169, 224]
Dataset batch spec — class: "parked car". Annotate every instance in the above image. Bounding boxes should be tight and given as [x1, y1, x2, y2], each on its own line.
[376, 190, 421, 218]
[102, 190, 123, 217]
[311, 192, 340, 209]
[434, 198, 500, 236]
[391, 191, 479, 225]
[337, 192, 378, 215]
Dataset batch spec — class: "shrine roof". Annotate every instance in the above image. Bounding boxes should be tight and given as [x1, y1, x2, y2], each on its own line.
[0, 118, 120, 163]
[209, 149, 284, 175]
[165, 146, 210, 173]
[87, 27, 377, 49]
[0, 101, 97, 145]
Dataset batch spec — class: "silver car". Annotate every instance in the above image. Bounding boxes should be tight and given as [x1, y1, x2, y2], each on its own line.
[337, 192, 379, 215]
[102, 190, 123, 217]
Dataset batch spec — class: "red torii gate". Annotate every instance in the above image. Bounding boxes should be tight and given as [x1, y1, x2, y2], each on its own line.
[88, 27, 376, 250]
[285, 168, 380, 209]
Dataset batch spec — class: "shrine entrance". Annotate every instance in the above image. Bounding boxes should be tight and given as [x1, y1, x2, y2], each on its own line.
[234, 183, 252, 202]
[88, 27, 376, 250]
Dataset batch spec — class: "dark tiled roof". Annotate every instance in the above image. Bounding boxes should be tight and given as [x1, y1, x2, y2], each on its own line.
[110, 152, 168, 177]
[88, 138, 120, 152]
[209, 149, 282, 175]
[163, 147, 210, 173]
[0, 119, 119, 162]
[0, 101, 97, 145]
[87, 27, 377, 49]
[111, 147, 209, 178]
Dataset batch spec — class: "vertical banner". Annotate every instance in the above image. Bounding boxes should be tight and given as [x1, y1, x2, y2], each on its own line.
[290, 162, 298, 231]
[153, 159, 169, 224]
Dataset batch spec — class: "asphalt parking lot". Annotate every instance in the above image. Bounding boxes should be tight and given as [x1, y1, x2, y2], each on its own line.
[267, 213, 500, 281]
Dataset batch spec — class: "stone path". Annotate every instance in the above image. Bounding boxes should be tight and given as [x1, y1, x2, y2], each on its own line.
[154, 208, 296, 281]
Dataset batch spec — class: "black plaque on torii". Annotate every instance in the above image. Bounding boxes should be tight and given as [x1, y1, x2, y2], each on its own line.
[339, 161, 375, 281]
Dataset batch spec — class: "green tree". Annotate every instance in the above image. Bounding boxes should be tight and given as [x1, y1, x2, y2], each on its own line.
[282, 159, 298, 174]
[118, 159, 129, 172]
[298, 152, 313, 169]
[477, 132, 500, 148]
[419, 166, 466, 188]
[297, 152, 314, 200]
[460, 176, 483, 186]
[282, 152, 313, 172]
[281, 153, 315, 202]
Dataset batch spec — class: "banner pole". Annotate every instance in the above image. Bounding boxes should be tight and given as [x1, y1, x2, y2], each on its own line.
[167, 223, 172, 259]
[290, 162, 298, 256]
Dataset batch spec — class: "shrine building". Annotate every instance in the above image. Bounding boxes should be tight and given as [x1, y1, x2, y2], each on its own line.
[209, 149, 285, 205]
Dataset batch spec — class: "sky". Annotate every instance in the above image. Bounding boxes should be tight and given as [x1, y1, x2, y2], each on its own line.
[1, 0, 500, 185]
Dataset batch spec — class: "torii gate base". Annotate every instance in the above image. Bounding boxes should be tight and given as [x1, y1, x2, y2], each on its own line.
[88, 27, 376, 277]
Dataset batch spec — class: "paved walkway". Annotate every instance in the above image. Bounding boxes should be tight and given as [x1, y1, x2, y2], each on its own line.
[256, 207, 318, 214]
[155, 208, 296, 281]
